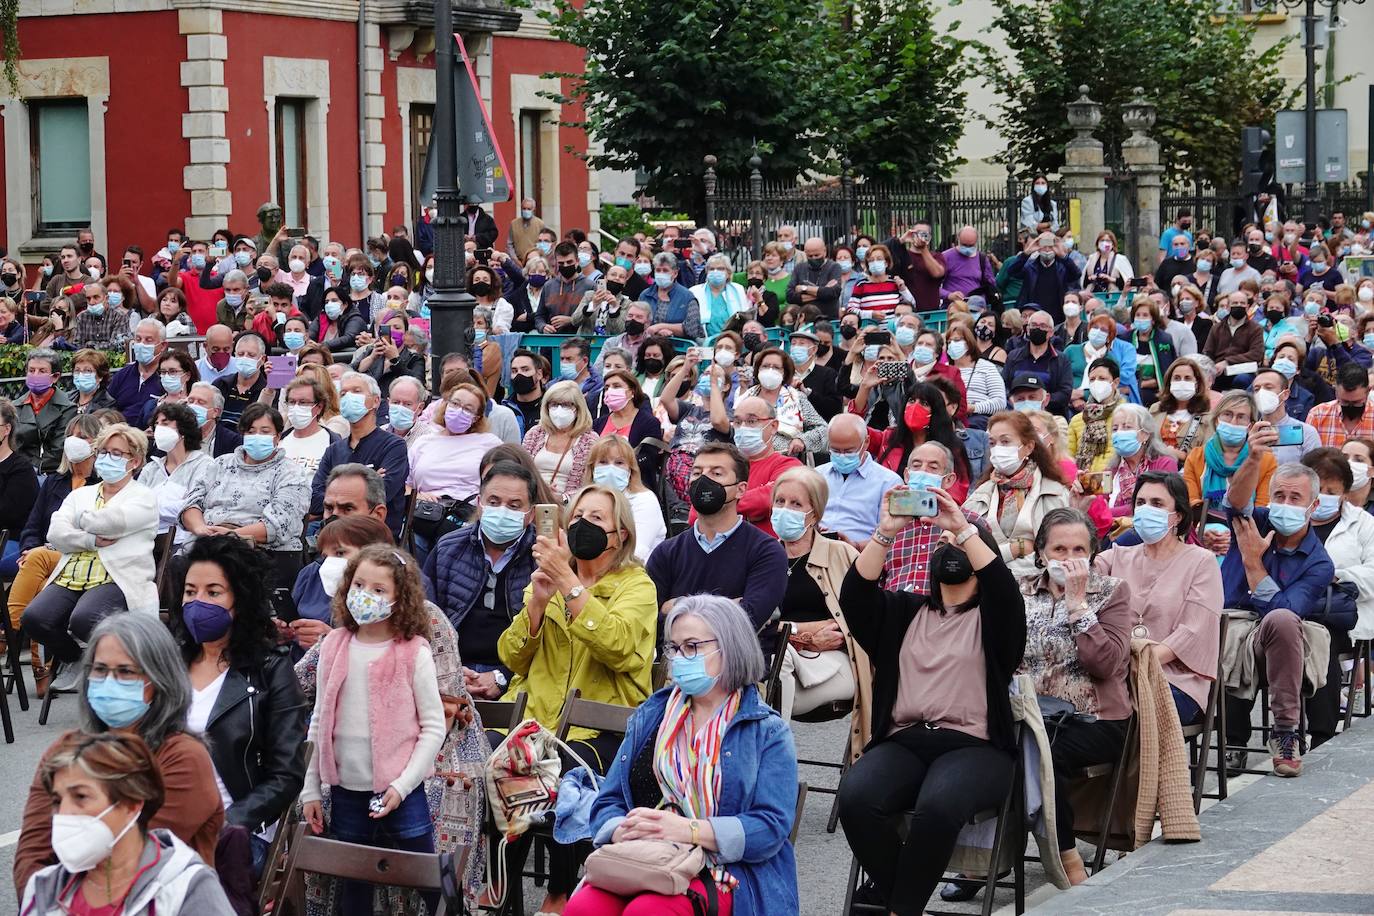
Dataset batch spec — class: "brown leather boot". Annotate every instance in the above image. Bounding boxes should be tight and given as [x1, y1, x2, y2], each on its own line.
[1061, 848, 1089, 885]
[32, 642, 49, 699]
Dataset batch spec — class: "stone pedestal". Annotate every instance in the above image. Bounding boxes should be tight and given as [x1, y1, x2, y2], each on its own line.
[180, 8, 231, 239]
[1061, 86, 1107, 252]
[1121, 88, 1162, 270]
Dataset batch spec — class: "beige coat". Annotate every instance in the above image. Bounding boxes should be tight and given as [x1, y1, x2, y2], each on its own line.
[803, 534, 874, 761]
[963, 471, 1070, 576]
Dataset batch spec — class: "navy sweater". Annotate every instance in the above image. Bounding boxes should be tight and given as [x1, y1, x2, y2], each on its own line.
[645, 520, 788, 628]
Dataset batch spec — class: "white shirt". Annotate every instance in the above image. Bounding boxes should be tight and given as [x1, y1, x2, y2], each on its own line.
[627, 489, 667, 562]
[187, 669, 234, 811]
[282, 426, 332, 475]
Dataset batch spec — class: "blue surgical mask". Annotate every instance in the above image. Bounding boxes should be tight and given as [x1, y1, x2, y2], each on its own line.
[235, 251, 252, 266]
[868, 260, 887, 275]
[86, 675, 150, 728]
[559, 360, 578, 380]
[694, 376, 712, 397]
[1132, 503, 1173, 544]
[593, 464, 631, 491]
[1088, 328, 1108, 348]
[855, 246, 869, 261]
[224, 293, 243, 308]
[634, 262, 652, 276]
[1314, 492, 1343, 521]
[911, 343, 934, 364]
[654, 272, 674, 288]
[1272, 357, 1297, 379]
[1364, 334, 1374, 349]
[946, 340, 968, 361]
[615, 256, 633, 270]
[578, 251, 593, 267]
[388, 404, 415, 431]
[283, 331, 305, 350]
[771, 506, 809, 542]
[538, 241, 553, 255]
[733, 425, 766, 455]
[1268, 502, 1310, 536]
[189, 403, 208, 426]
[1132, 318, 1152, 333]
[670, 652, 718, 697]
[831, 450, 862, 474]
[324, 301, 343, 320]
[1111, 429, 1142, 457]
[907, 470, 942, 491]
[107, 292, 124, 308]
[349, 274, 369, 291]
[896, 327, 918, 348]
[474, 329, 488, 343]
[1013, 399, 1040, 413]
[242, 433, 276, 460]
[94, 453, 128, 482]
[788, 344, 811, 365]
[480, 504, 527, 544]
[339, 392, 369, 423]
[1303, 301, 1321, 317]
[836, 258, 853, 272]
[132, 343, 157, 365]
[707, 269, 727, 288]
[72, 371, 98, 393]
[957, 245, 976, 257]
[863, 344, 881, 362]
[1216, 421, 1248, 446]
[235, 356, 259, 376]
[159, 373, 183, 394]
[191, 253, 207, 269]
[87, 304, 105, 317]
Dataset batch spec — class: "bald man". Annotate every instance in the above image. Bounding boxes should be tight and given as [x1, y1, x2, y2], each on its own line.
[687, 395, 801, 537]
[818, 413, 902, 544]
[786, 237, 843, 320]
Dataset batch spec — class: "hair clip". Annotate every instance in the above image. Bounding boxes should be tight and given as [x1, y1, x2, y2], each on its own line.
[393, 550, 407, 566]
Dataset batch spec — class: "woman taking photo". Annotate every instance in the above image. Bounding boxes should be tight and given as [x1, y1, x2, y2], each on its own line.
[659, 358, 733, 502]
[770, 467, 871, 747]
[1096, 472, 1222, 725]
[1182, 391, 1276, 508]
[867, 379, 973, 501]
[498, 484, 658, 916]
[587, 435, 667, 561]
[1019, 508, 1132, 884]
[964, 411, 1070, 576]
[522, 380, 599, 500]
[944, 321, 1007, 423]
[138, 403, 213, 548]
[171, 535, 306, 871]
[156, 287, 198, 337]
[565, 595, 799, 916]
[1080, 230, 1134, 293]
[1104, 404, 1178, 521]
[837, 484, 1024, 914]
[1149, 358, 1213, 463]
[16, 613, 224, 891]
[20, 731, 235, 916]
[352, 309, 426, 391]
[22, 424, 158, 676]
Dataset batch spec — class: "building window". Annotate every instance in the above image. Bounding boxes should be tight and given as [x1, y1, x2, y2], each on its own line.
[519, 109, 544, 205]
[409, 103, 434, 218]
[275, 98, 308, 229]
[30, 100, 91, 232]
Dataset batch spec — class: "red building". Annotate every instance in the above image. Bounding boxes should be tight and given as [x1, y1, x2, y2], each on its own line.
[2, 0, 590, 270]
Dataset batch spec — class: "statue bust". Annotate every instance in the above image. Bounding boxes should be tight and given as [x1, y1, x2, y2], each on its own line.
[254, 201, 285, 257]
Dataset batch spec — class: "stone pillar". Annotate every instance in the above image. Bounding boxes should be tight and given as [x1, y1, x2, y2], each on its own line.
[179, 8, 231, 239]
[363, 23, 387, 237]
[1060, 85, 1107, 252]
[1121, 87, 1163, 270]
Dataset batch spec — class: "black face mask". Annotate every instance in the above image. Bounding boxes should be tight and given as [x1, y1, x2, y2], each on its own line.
[624, 319, 645, 336]
[0, 272, 16, 286]
[1248, 242, 1262, 253]
[746, 277, 764, 289]
[975, 325, 994, 341]
[640, 357, 664, 375]
[1230, 305, 1248, 322]
[605, 280, 625, 296]
[256, 266, 272, 283]
[689, 475, 731, 515]
[558, 263, 578, 279]
[930, 543, 974, 586]
[1027, 327, 1049, 346]
[1342, 403, 1366, 421]
[807, 257, 825, 270]
[817, 344, 831, 357]
[1265, 309, 1285, 325]
[567, 518, 611, 560]
[511, 373, 537, 395]
[743, 332, 763, 351]
[470, 281, 493, 297]
[79, 242, 94, 254]
[839, 324, 858, 340]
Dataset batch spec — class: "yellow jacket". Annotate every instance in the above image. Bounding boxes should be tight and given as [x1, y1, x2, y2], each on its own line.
[498, 563, 658, 743]
[1065, 402, 1119, 473]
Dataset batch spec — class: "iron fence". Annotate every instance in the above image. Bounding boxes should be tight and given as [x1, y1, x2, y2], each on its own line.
[1161, 178, 1371, 242]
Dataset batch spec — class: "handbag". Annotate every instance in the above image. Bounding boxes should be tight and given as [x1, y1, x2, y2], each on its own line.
[584, 840, 718, 914]
[410, 495, 476, 541]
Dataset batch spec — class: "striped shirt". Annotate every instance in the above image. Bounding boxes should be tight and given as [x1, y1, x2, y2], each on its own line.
[54, 493, 112, 590]
[846, 279, 903, 317]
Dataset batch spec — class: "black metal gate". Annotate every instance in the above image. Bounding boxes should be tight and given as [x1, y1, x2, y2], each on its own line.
[1104, 170, 1140, 266]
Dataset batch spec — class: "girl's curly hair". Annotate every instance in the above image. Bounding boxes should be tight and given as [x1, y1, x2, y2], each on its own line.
[331, 544, 429, 640]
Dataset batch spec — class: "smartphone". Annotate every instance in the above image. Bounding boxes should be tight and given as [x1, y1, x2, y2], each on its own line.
[476, 248, 493, 262]
[24, 291, 43, 304]
[888, 489, 937, 518]
[1276, 424, 1304, 447]
[866, 330, 891, 346]
[1078, 469, 1108, 495]
[212, 244, 228, 258]
[283, 227, 306, 237]
[535, 503, 560, 540]
[691, 346, 715, 364]
[673, 238, 692, 252]
[122, 258, 133, 270]
[877, 360, 908, 383]
[266, 354, 297, 388]
[1130, 277, 1149, 288]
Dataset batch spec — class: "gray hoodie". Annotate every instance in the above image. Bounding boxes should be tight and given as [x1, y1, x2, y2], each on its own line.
[22, 829, 234, 916]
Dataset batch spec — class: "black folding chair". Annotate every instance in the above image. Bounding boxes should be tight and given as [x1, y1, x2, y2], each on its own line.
[0, 529, 15, 742]
[1184, 614, 1228, 810]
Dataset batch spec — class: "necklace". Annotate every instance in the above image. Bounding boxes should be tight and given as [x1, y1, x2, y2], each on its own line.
[786, 552, 808, 577]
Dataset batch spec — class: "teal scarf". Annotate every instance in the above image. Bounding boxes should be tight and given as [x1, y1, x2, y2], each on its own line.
[1202, 435, 1248, 502]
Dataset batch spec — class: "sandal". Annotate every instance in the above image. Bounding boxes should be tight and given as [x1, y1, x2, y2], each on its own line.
[32, 643, 50, 699]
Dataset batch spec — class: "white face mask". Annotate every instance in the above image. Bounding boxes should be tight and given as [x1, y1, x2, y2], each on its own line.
[63, 436, 94, 463]
[1088, 379, 1115, 403]
[714, 350, 736, 368]
[1045, 559, 1068, 587]
[287, 405, 316, 431]
[1169, 381, 1197, 402]
[757, 368, 784, 390]
[1350, 460, 1370, 491]
[1253, 388, 1281, 417]
[549, 405, 576, 429]
[989, 444, 1025, 475]
[318, 555, 349, 597]
[153, 425, 180, 453]
[1063, 303, 1081, 319]
[51, 803, 141, 874]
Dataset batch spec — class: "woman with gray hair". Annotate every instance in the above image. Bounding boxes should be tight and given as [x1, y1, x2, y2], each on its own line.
[14, 612, 225, 892]
[1104, 402, 1178, 521]
[565, 594, 800, 916]
[644, 251, 703, 340]
[691, 252, 750, 338]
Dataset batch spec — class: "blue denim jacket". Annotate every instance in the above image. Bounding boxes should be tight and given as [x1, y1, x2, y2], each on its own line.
[588, 685, 799, 916]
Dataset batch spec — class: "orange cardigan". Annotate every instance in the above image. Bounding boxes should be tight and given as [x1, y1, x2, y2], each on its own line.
[1182, 446, 1275, 508]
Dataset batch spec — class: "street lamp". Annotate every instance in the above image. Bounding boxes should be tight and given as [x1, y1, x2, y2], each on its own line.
[427, 0, 476, 393]
[1275, 0, 1365, 224]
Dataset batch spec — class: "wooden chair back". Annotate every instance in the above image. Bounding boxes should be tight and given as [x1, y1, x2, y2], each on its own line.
[555, 688, 635, 741]
[274, 823, 460, 916]
[473, 691, 529, 732]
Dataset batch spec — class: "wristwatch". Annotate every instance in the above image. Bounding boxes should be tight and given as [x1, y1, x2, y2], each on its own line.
[689, 820, 701, 845]
[492, 670, 508, 689]
[566, 585, 587, 601]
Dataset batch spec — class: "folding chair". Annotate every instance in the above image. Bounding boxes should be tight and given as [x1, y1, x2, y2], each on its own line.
[270, 822, 466, 916]
[791, 698, 855, 833]
[789, 782, 808, 845]
[843, 726, 1026, 916]
[1340, 638, 1371, 732]
[399, 489, 420, 554]
[255, 742, 315, 911]
[554, 688, 636, 742]
[472, 691, 528, 733]
[1074, 714, 1138, 875]
[1221, 610, 1309, 776]
[1184, 614, 1228, 811]
[0, 528, 32, 715]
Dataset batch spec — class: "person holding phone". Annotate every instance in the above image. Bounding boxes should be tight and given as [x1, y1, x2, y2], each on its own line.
[1250, 368, 1319, 464]
[1079, 230, 1134, 293]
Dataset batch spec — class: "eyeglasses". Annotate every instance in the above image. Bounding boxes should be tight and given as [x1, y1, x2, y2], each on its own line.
[662, 639, 718, 659]
[98, 448, 132, 461]
[86, 663, 144, 684]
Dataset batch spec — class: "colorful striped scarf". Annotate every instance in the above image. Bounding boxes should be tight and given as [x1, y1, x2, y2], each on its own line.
[653, 686, 742, 889]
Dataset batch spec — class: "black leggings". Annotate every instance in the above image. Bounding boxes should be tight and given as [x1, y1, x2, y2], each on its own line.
[838, 726, 1014, 916]
[1047, 717, 1129, 852]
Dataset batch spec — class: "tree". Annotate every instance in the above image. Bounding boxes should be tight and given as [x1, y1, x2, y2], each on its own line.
[827, 0, 968, 178]
[982, 0, 1293, 187]
[1, 0, 19, 94]
[541, 0, 839, 217]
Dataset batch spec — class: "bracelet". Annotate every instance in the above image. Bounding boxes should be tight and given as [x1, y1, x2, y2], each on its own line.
[954, 525, 978, 545]
[689, 820, 701, 845]
[871, 531, 896, 547]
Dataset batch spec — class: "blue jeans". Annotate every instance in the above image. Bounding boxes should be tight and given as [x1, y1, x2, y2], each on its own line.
[330, 786, 438, 916]
[0, 539, 19, 579]
[1171, 685, 1201, 726]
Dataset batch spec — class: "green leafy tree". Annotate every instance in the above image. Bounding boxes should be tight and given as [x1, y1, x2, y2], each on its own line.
[1, 2, 19, 94]
[983, 0, 1293, 187]
[540, 0, 839, 217]
[828, 0, 968, 178]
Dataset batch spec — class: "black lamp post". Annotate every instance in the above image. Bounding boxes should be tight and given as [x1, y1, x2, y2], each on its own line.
[427, 0, 475, 393]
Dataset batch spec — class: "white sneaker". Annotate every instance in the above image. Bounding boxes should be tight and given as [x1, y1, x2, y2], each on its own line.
[50, 663, 82, 693]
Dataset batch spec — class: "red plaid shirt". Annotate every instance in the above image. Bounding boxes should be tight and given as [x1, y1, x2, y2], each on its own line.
[882, 508, 986, 595]
[1305, 400, 1374, 448]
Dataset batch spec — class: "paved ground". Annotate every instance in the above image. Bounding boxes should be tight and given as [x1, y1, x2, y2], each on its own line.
[0, 691, 1333, 915]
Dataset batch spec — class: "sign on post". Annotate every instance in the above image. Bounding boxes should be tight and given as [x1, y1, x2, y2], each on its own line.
[419, 34, 512, 206]
[1275, 109, 1348, 184]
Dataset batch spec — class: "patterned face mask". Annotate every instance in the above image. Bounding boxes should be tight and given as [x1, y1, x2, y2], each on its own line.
[346, 586, 394, 625]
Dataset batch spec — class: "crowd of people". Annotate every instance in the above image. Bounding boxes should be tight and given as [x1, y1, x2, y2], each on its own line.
[6, 198, 1374, 916]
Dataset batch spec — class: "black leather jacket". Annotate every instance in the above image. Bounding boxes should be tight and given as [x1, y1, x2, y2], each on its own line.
[201, 647, 308, 832]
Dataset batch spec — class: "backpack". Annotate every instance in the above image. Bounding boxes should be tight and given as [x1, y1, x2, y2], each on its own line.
[483, 717, 594, 908]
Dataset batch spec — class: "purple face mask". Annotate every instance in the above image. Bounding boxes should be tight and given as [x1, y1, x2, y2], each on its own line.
[182, 599, 233, 643]
[25, 373, 52, 394]
[445, 406, 476, 435]
[390, 329, 406, 347]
